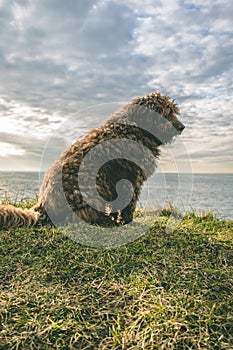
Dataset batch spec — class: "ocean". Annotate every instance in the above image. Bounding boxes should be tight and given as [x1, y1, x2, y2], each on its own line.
[0, 172, 232, 221]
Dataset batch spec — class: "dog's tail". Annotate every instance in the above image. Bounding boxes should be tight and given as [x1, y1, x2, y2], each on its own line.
[0, 204, 46, 229]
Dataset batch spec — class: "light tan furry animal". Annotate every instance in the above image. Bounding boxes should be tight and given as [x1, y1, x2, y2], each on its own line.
[0, 92, 185, 229]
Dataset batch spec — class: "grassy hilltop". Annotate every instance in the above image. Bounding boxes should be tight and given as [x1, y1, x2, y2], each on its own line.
[0, 210, 233, 349]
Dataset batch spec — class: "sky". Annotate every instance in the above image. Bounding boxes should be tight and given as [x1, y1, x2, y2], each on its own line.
[0, 0, 232, 173]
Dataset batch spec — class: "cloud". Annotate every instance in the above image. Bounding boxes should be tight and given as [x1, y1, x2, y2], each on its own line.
[130, 2, 233, 93]
[0, 0, 232, 172]
[0, 142, 25, 157]
[0, 98, 64, 137]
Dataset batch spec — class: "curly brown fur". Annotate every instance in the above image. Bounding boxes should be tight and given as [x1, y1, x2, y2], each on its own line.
[0, 205, 40, 229]
[0, 92, 185, 229]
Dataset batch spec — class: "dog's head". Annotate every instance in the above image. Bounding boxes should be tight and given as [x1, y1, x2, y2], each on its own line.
[109, 91, 185, 145]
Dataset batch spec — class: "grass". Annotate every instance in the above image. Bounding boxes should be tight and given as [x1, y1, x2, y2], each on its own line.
[0, 209, 233, 349]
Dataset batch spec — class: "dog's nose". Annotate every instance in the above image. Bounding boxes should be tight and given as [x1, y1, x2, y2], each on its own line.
[177, 124, 185, 132]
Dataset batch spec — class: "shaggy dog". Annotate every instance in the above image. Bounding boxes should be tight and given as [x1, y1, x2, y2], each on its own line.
[0, 92, 185, 229]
